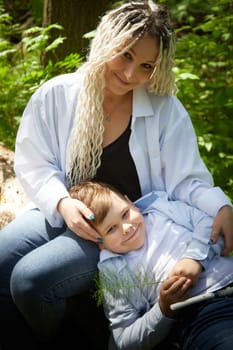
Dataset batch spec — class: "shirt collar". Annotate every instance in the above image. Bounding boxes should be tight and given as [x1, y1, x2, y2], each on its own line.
[132, 86, 154, 118]
[100, 249, 121, 262]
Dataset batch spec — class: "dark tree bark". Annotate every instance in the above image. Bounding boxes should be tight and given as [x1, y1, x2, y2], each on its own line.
[2, 0, 35, 43]
[3, 0, 32, 24]
[43, 0, 114, 62]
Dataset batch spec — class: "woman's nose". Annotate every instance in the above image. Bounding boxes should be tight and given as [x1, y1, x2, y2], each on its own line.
[124, 63, 135, 81]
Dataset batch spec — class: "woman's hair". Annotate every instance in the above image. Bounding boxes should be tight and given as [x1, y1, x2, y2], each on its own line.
[69, 181, 126, 226]
[68, 0, 176, 186]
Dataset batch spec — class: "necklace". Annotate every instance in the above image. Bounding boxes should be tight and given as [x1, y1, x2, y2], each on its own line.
[103, 92, 132, 123]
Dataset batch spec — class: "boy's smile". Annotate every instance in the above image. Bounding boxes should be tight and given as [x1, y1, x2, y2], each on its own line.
[96, 192, 146, 253]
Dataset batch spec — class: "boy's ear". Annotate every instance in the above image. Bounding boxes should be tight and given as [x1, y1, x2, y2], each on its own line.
[98, 242, 105, 251]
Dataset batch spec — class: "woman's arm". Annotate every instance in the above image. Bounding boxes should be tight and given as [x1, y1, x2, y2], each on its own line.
[159, 97, 233, 254]
[14, 91, 69, 227]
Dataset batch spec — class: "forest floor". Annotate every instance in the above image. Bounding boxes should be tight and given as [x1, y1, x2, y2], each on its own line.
[0, 142, 30, 229]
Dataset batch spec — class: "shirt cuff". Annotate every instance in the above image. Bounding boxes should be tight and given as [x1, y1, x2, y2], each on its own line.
[195, 186, 232, 217]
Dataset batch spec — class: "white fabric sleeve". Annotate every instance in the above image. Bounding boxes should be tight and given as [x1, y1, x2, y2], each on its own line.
[14, 87, 69, 227]
[169, 200, 224, 269]
[111, 303, 175, 350]
[98, 260, 175, 350]
[158, 97, 232, 216]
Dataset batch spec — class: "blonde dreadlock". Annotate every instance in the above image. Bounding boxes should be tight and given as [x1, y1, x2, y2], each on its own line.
[68, 0, 176, 186]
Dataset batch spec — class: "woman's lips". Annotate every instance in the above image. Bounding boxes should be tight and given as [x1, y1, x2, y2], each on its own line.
[114, 73, 130, 86]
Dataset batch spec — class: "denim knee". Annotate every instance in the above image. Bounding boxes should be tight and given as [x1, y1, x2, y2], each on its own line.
[179, 297, 233, 350]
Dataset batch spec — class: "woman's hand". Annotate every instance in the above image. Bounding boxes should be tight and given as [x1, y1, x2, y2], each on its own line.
[159, 276, 192, 318]
[57, 197, 100, 242]
[211, 205, 233, 256]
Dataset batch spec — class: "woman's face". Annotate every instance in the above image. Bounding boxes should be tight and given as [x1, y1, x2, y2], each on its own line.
[96, 193, 146, 254]
[105, 34, 159, 96]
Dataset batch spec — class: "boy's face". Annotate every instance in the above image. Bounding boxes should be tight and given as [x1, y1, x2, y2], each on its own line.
[96, 192, 146, 253]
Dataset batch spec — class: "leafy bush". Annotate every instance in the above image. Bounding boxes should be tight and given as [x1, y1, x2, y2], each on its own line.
[157, 0, 233, 201]
[171, 0, 233, 201]
[0, 5, 83, 149]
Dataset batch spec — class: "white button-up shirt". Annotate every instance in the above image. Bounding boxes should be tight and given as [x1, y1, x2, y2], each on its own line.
[14, 72, 232, 226]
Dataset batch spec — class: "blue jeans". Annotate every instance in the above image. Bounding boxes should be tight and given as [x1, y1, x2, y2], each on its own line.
[0, 208, 99, 337]
[177, 296, 233, 350]
[108, 296, 233, 350]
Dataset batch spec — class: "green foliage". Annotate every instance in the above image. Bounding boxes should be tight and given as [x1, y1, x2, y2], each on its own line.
[0, 5, 83, 149]
[93, 267, 163, 307]
[170, 0, 233, 201]
[31, 0, 43, 24]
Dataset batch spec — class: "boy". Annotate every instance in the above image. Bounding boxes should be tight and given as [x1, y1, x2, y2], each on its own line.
[69, 181, 233, 350]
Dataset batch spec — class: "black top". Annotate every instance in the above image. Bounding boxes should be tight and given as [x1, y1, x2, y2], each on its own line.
[94, 121, 141, 201]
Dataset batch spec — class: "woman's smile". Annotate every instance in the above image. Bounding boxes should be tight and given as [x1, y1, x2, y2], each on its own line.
[105, 34, 158, 96]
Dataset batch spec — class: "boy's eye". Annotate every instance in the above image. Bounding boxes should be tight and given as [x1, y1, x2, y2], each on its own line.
[122, 209, 130, 219]
[107, 225, 116, 234]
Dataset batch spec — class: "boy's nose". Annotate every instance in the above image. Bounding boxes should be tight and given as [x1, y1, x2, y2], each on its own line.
[123, 223, 134, 235]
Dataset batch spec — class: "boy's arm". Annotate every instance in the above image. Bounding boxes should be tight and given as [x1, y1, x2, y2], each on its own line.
[157, 199, 224, 270]
[98, 261, 175, 350]
[136, 192, 223, 270]
[179, 203, 224, 270]
[111, 303, 175, 350]
[167, 203, 224, 285]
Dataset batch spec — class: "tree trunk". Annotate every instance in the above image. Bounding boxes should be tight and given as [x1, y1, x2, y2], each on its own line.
[43, 0, 114, 62]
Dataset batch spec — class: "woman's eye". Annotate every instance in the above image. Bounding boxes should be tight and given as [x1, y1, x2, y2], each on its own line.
[142, 63, 153, 70]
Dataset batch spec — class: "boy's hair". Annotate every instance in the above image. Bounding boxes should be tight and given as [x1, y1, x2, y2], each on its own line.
[68, 181, 127, 226]
[67, 1, 176, 187]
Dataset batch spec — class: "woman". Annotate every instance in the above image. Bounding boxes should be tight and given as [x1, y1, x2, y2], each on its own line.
[0, 0, 232, 346]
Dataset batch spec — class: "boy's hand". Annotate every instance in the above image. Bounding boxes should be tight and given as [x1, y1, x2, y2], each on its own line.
[159, 276, 192, 317]
[168, 258, 202, 286]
